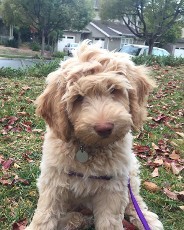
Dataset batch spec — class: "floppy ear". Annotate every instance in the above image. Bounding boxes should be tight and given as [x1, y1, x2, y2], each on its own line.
[128, 66, 155, 130]
[35, 75, 72, 142]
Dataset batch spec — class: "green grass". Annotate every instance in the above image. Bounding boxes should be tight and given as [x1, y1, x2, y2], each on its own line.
[0, 45, 40, 58]
[0, 65, 184, 229]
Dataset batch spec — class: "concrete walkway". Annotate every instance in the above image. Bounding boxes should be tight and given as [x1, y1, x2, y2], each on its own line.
[0, 58, 43, 69]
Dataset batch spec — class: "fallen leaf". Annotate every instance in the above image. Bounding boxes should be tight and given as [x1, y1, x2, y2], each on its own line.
[21, 122, 32, 133]
[17, 112, 30, 116]
[164, 161, 171, 171]
[151, 168, 159, 177]
[176, 132, 184, 138]
[122, 219, 136, 230]
[14, 163, 21, 169]
[32, 129, 43, 133]
[22, 86, 31, 91]
[154, 157, 164, 166]
[1, 125, 13, 134]
[11, 175, 29, 186]
[143, 181, 160, 192]
[12, 219, 27, 230]
[2, 158, 14, 170]
[163, 188, 178, 200]
[152, 114, 168, 123]
[169, 151, 180, 160]
[25, 97, 34, 103]
[179, 206, 184, 211]
[152, 143, 160, 150]
[171, 162, 184, 175]
[177, 194, 184, 202]
[7, 116, 19, 125]
[134, 145, 150, 153]
[0, 178, 12, 185]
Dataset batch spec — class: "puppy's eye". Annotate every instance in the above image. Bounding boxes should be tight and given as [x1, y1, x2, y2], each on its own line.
[109, 87, 116, 94]
[75, 94, 84, 103]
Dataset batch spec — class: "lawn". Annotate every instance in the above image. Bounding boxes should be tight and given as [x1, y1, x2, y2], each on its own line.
[0, 45, 39, 58]
[0, 64, 183, 229]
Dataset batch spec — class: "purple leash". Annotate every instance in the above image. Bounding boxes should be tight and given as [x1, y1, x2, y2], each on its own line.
[128, 179, 151, 230]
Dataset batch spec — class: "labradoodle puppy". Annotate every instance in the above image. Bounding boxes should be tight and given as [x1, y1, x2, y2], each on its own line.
[26, 42, 163, 230]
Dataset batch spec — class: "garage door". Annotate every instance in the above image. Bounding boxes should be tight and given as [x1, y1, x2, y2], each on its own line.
[57, 35, 75, 51]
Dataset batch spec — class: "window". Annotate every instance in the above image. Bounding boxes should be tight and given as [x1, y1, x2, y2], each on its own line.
[94, 0, 99, 9]
[67, 36, 74, 39]
[152, 48, 164, 56]
[119, 45, 142, 56]
[121, 38, 134, 47]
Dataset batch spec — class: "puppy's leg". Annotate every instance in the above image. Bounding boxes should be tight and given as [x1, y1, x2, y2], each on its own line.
[93, 189, 128, 230]
[125, 177, 164, 230]
[59, 211, 93, 230]
[26, 173, 70, 230]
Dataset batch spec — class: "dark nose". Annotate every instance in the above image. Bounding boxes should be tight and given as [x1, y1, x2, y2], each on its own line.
[94, 122, 114, 138]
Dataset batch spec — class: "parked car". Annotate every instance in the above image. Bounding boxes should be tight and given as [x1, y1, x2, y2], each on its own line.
[63, 43, 79, 56]
[118, 44, 170, 57]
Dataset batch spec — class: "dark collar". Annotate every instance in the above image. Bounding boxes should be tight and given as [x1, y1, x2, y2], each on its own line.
[68, 171, 113, 181]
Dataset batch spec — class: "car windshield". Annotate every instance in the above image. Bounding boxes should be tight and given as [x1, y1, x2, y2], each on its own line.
[71, 44, 78, 47]
[119, 45, 142, 56]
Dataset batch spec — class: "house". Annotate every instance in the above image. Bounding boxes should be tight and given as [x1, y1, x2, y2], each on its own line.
[85, 20, 138, 51]
[57, 0, 143, 52]
[57, 20, 142, 52]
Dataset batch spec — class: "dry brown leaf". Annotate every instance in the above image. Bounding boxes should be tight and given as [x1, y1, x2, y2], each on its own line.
[163, 188, 178, 200]
[176, 132, 184, 138]
[152, 143, 160, 150]
[122, 219, 136, 230]
[179, 206, 184, 211]
[12, 218, 27, 230]
[178, 191, 184, 195]
[164, 161, 171, 171]
[22, 86, 31, 91]
[154, 157, 164, 166]
[32, 129, 43, 133]
[171, 162, 184, 175]
[14, 163, 21, 169]
[143, 181, 160, 192]
[151, 168, 159, 178]
[169, 151, 180, 160]
[17, 112, 29, 116]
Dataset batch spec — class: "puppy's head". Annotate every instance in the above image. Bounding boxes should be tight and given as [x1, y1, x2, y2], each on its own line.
[36, 41, 155, 145]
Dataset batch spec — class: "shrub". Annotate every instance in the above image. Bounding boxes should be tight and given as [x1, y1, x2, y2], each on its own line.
[26, 59, 60, 78]
[52, 51, 65, 59]
[0, 67, 24, 78]
[0, 60, 60, 78]
[132, 55, 184, 66]
[5, 39, 19, 48]
[30, 42, 41, 51]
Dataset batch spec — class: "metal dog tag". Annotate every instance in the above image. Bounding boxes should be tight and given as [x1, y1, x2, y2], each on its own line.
[76, 149, 89, 163]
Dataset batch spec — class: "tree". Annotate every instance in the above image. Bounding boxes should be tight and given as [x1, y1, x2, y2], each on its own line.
[1, 0, 93, 55]
[159, 22, 182, 46]
[100, 0, 184, 54]
[0, 0, 30, 46]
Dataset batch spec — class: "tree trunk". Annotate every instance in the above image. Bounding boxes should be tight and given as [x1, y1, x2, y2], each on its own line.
[41, 29, 45, 56]
[147, 38, 155, 55]
[17, 30, 21, 48]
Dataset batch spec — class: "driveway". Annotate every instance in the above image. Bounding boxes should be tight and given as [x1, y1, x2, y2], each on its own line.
[0, 58, 42, 69]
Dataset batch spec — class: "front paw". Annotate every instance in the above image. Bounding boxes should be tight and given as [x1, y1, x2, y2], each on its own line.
[64, 212, 85, 230]
[96, 217, 124, 230]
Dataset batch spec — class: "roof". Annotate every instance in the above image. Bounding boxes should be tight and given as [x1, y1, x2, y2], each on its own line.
[90, 20, 135, 38]
[176, 38, 184, 43]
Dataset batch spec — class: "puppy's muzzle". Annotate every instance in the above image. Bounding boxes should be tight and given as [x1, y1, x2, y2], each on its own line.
[94, 122, 114, 138]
